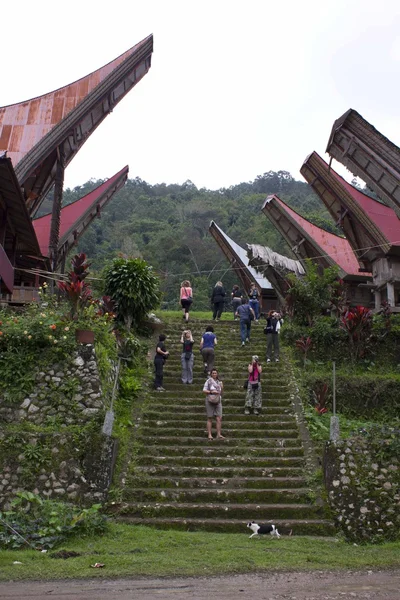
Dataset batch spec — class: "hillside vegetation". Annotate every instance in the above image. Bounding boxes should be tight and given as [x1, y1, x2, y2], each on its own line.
[39, 170, 341, 308]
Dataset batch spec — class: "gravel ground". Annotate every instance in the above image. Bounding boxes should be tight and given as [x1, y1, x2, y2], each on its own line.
[0, 570, 399, 599]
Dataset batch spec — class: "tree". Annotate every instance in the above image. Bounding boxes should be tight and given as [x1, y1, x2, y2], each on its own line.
[285, 260, 340, 326]
[103, 258, 160, 330]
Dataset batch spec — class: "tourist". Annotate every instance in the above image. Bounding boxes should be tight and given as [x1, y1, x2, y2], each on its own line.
[211, 280, 226, 321]
[235, 298, 255, 347]
[231, 284, 243, 319]
[200, 325, 218, 375]
[180, 329, 194, 384]
[180, 280, 193, 323]
[203, 368, 225, 440]
[244, 355, 262, 415]
[154, 334, 169, 391]
[265, 310, 282, 363]
[248, 282, 260, 323]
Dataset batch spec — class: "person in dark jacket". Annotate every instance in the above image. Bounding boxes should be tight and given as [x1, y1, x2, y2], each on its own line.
[211, 281, 226, 321]
[154, 334, 169, 390]
[231, 284, 243, 319]
[265, 310, 282, 362]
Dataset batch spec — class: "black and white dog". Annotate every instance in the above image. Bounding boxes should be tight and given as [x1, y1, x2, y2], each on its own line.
[247, 521, 281, 539]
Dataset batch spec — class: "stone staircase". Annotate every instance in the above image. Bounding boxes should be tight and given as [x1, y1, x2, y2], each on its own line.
[113, 317, 334, 535]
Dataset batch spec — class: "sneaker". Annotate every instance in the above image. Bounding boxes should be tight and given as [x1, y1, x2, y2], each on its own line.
[245, 338, 249, 343]
[254, 409, 259, 416]
[244, 408, 250, 415]
[275, 358, 279, 363]
[241, 342, 245, 347]
[156, 387, 165, 392]
[267, 358, 271, 363]
[255, 319, 259, 324]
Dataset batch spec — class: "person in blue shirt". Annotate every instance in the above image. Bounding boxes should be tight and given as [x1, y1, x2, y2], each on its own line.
[199, 325, 218, 375]
[235, 298, 255, 347]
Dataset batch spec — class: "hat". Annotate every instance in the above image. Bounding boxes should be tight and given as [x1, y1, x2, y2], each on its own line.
[252, 355, 259, 361]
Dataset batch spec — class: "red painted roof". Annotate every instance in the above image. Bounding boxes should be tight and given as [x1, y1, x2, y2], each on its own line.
[324, 157, 400, 246]
[272, 196, 364, 276]
[0, 36, 151, 168]
[33, 167, 128, 257]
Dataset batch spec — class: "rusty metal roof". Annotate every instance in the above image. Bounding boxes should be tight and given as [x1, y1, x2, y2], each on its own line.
[0, 34, 153, 215]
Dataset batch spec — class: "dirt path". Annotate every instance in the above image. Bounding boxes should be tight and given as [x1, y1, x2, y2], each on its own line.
[1, 570, 399, 599]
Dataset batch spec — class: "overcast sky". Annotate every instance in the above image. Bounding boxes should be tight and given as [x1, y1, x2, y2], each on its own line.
[3, 0, 400, 190]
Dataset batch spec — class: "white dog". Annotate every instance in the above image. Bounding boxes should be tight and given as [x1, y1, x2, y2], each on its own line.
[247, 521, 281, 539]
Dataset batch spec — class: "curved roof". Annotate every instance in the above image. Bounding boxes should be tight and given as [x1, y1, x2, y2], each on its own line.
[301, 152, 400, 260]
[209, 221, 273, 291]
[0, 34, 153, 214]
[262, 194, 368, 278]
[33, 166, 128, 262]
[326, 108, 400, 215]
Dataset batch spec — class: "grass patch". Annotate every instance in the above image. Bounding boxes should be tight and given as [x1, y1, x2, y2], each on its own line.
[1, 523, 399, 581]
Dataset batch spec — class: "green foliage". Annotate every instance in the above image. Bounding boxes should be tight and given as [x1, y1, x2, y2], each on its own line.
[285, 260, 340, 326]
[0, 492, 107, 549]
[301, 369, 400, 420]
[52, 170, 335, 309]
[103, 257, 160, 330]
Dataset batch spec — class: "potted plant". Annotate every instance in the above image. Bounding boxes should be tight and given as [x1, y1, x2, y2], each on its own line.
[58, 253, 94, 344]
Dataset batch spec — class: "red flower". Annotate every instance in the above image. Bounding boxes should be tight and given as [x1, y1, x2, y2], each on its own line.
[50, 324, 57, 330]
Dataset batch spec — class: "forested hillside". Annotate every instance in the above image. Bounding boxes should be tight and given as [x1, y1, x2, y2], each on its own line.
[42, 171, 341, 309]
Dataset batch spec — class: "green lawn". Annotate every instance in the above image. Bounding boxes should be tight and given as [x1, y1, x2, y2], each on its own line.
[1, 523, 399, 581]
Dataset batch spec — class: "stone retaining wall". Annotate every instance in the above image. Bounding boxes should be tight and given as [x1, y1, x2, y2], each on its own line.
[324, 435, 400, 543]
[0, 345, 116, 509]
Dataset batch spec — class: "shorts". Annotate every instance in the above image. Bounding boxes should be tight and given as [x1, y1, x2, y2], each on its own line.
[205, 399, 222, 418]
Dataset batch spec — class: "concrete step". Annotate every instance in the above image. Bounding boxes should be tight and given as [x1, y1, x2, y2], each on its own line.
[121, 487, 312, 504]
[111, 501, 326, 520]
[136, 445, 304, 458]
[130, 436, 302, 447]
[142, 406, 294, 417]
[136, 455, 304, 468]
[137, 426, 300, 438]
[142, 417, 297, 429]
[112, 517, 336, 536]
[130, 465, 306, 478]
[126, 476, 308, 490]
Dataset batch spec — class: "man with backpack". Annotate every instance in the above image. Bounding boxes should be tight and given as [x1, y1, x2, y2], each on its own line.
[235, 298, 255, 347]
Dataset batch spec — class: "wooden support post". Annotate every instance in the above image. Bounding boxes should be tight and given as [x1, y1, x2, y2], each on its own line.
[374, 288, 381, 311]
[49, 146, 65, 279]
[387, 282, 395, 307]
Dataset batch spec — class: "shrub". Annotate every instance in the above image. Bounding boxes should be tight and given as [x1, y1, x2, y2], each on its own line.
[340, 306, 373, 361]
[0, 492, 107, 549]
[302, 370, 400, 420]
[285, 260, 339, 325]
[103, 257, 160, 330]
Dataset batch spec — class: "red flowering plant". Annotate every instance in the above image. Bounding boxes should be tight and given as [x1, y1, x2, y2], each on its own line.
[58, 253, 92, 320]
[340, 305, 373, 361]
[295, 336, 312, 368]
[312, 382, 329, 415]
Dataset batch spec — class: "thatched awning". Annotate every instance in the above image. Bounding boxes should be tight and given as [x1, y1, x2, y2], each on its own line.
[247, 244, 305, 277]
